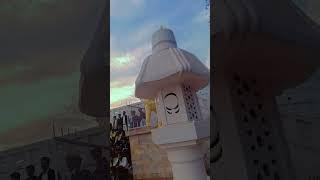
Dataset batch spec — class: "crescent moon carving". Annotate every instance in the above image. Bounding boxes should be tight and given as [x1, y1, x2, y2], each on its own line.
[164, 93, 180, 114]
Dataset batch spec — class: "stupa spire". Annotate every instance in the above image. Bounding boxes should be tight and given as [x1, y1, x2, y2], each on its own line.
[152, 27, 177, 54]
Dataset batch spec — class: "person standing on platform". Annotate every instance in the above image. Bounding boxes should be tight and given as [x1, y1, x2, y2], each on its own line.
[112, 116, 117, 130]
[117, 113, 123, 130]
[138, 108, 146, 127]
[122, 111, 129, 131]
[130, 110, 139, 128]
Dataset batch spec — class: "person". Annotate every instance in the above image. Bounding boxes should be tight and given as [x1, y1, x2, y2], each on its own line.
[10, 172, 20, 180]
[122, 111, 129, 131]
[25, 165, 37, 180]
[117, 113, 123, 130]
[138, 108, 146, 126]
[90, 148, 108, 180]
[112, 116, 117, 130]
[130, 110, 140, 128]
[110, 125, 117, 145]
[128, 114, 133, 129]
[39, 156, 55, 180]
[65, 153, 82, 180]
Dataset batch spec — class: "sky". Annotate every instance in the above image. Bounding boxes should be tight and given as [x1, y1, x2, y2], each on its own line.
[0, 0, 210, 150]
[0, 0, 106, 150]
[110, 0, 210, 109]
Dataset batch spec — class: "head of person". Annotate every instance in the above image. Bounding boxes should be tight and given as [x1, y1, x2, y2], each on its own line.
[113, 116, 116, 120]
[10, 172, 20, 180]
[123, 111, 126, 115]
[40, 156, 50, 171]
[65, 153, 82, 171]
[25, 165, 35, 177]
[118, 113, 121, 118]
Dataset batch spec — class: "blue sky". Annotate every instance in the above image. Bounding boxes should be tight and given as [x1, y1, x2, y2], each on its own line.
[110, 0, 210, 108]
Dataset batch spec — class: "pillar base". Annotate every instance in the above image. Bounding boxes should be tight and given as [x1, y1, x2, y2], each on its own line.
[151, 121, 209, 180]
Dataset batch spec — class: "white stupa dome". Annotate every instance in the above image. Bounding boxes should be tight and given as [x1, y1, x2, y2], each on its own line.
[135, 27, 210, 99]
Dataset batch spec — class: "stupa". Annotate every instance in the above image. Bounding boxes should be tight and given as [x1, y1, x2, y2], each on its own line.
[135, 27, 210, 180]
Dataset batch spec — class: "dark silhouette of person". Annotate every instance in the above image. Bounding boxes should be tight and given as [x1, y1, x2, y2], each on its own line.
[138, 108, 145, 119]
[90, 148, 108, 180]
[10, 172, 20, 180]
[65, 153, 92, 180]
[122, 111, 129, 131]
[39, 156, 55, 180]
[131, 110, 140, 128]
[138, 108, 146, 126]
[25, 165, 37, 180]
[112, 116, 117, 129]
[117, 113, 123, 130]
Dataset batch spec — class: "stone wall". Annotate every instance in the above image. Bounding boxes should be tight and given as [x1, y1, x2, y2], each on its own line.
[128, 127, 173, 180]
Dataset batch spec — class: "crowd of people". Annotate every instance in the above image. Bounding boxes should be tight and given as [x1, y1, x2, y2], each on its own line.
[9, 109, 145, 180]
[110, 116, 133, 180]
[10, 157, 56, 180]
[9, 148, 108, 180]
[112, 108, 146, 131]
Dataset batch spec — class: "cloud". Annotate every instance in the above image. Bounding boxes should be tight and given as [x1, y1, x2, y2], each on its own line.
[110, 20, 158, 107]
[110, 20, 172, 73]
[128, 22, 166, 47]
[110, 45, 148, 107]
[110, 41, 151, 107]
[111, 76, 136, 88]
[110, 74, 141, 108]
[110, 0, 145, 19]
[192, 8, 210, 24]
[110, 0, 210, 108]
[111, 43, 150, 80]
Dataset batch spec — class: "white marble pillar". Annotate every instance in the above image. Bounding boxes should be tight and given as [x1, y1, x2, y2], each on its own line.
[152, 121, 209, 180]
[167, 142, 207, 180]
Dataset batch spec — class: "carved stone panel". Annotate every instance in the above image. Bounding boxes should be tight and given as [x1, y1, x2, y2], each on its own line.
[230, 73, 284, 180]
[182, 85, 202, 122]
[159, 86, 189, 125]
